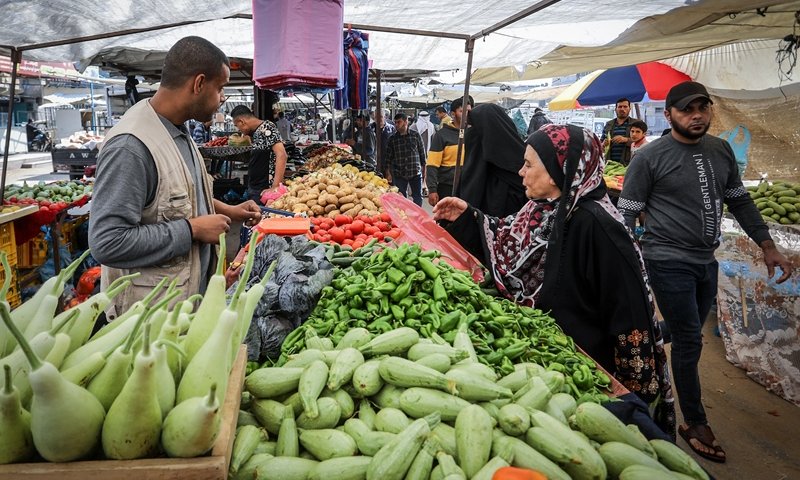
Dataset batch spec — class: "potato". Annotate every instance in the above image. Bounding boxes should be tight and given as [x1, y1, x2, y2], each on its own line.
[355, 180, 367, 188]
[327, 177, 340, 186]
[344, 207, 360, 218]
[339, 194, 357, 204]
[306, 199, 318, 208]
[339, 203, 356, 213]
[360, 198, 377, 211]
[326, 185, 340, 194]
[328, 209, 341, 219]
[311, 205, 325, 216]
[324, 204, 338, 213]
[336, 187, 354, 198]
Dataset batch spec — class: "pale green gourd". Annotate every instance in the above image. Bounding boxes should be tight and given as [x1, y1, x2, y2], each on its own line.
[154, 340, 185, 419]
[53, 273, 137, 354]
[177, 235, 257, 406]
[0, 364, 34, 464]
[21, 251, 90, 342]
[101, 322, 162, 459]
[0, 302, 105, 462]
[182, 233, 228, 362]
[61, 351, 107, 388]
[87, 294, 176, 410]
[161, 383, 222, 458]
[2, 250, 88, 356]
[89, 276, 168, 341]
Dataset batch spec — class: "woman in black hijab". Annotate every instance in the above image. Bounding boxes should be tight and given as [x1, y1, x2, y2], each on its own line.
[456, 103, 528, 217]
[436, 124, 675, 439]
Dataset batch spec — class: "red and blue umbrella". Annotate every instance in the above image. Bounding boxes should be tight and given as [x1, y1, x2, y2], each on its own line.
[549, 62, 691, 111]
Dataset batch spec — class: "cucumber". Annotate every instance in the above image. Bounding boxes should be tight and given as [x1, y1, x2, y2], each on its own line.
[276, 407, 299, 457]
[358, 400, 377, 429]
[322, 388, 355, 419]
[573, 402, 656, 456]
[328, 348, 365, 391]
[760, 207, 775, 216]
[254, 456, 318, 480]
[497, 404, 530, 436]
[432, 423, 458, 459]
[528, 410, 607, 480]
[767, 201, 787, 216]
[373, 384, 406, 409]
[251, 399, 286, 435]
[493, 434, 571, 480]
[374, 407, 411, 434]
[366, 414, 440, 480]
[771, 213, 781, 221]
[781, 202, 797, 213]
[455, 405, 494, 478]
[352, 360, 384, 397]
[775, 189, 797, 197]
[296, 397, 341, 429]
[404, 437, 438, 480]
[230, 425, 266, 475]
[308, 456, 372, 480]
[379, 356, 454, 392]
[406, 343, 465, 362]
[284, 349, 326, 368]
[335, 328, 373, 350]
[359, 327, 420, 357]
[548, 392, 578, 419]
[650, 439, 710, 480]
[789, 212, 800, 222]
[415, 353, 452, 373]
[300, 360, 329, 419]
[245, 367, 303, 398]
[479, 401, 501, 421]
[445, 368, 512, 401]
[776, 196, 799, 205]
[619, 464, 680, 480]
[299, 429, 358, 460]
[599, 441, 671, 478]
[357, 430, 397, 456]
[515, 377, 552, 411]
[497, 367, 536, 392]
[399, 387, 471, 422]
[447, 361, 498, 382]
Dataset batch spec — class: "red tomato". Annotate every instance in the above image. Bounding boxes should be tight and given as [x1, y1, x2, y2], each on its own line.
[329, 227, 346, 243]
[349, 220, 365, 235]
[39, 206, 49, 212]
[356, 234, 368, 242]
[380, 212, 391, 223]
[40, 200, 51, 207]
[343, 239, 354, 246]
[363, 225, 379, 236]
[334, 214, 352, 226]
[352, 240, 364, 250]
[321, 219, 335, 230]
[345, 229, 354, 240]
[385, 228, 401, 239]
[373, 231, 385, 240]
[376, 221, 391, 232]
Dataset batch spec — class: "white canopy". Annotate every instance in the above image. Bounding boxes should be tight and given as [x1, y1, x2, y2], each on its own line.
[0, 1, 797, 92]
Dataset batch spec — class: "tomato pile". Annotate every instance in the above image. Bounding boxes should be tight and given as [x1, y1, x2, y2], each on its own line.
[309, 213, 401, 249]
[203, 136, 229, 147]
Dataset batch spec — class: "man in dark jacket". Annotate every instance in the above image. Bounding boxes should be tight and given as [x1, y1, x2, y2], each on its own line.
[526, 107, 552, 135]
[601, 98, 636, 165]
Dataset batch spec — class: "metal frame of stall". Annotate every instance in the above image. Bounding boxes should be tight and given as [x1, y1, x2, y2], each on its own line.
[1, 2, 564, 200]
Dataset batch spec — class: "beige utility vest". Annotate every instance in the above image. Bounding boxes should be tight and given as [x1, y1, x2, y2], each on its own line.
[99, 99, 216, 318]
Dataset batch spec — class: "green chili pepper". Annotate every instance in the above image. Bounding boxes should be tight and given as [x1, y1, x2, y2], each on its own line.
[547, 362, 567, 373]
[376, 282, 397, 295]
[595, 371, 612, 387]
[348, 308, 368, 321]
[493, 337, 512, 349]
[432, 276, 447, 302]
[349, 295, 364, 309]
[484, 349, 505, 365]
[572, 365, 594, 390]
[405, 318, 422, 328]
[420, 249, 440, 258]
[417, 257, 439, 280]
[391, 280, 413, 302]
[337, 305, 351, 323]
[380, 296, 390, 314]
[500, 357, 515, 375]
[442, 330, 457, 344]
[448, 280, 471, 294]
[438, 311, 462, 333]
[391, 304, 406, 322]
[386, 268, 406, 285]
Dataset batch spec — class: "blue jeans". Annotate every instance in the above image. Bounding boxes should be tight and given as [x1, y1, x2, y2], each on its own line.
[645, 259, 718, 426]
[393, 174, 423, 206]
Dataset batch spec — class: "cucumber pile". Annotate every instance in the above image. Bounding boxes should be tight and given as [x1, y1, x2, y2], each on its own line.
[234, 328, 709, 480]
[604, 161, 628, 177]
[747, 181, 800, 225]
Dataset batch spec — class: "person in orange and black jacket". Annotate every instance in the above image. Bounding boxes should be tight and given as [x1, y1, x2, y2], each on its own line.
[426, 96, 472, 206]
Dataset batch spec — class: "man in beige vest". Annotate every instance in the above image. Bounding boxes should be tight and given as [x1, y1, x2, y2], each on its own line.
[89, 36, 261, 317]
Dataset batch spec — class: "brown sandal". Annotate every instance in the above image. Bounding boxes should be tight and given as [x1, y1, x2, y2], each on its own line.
[678, 424, 726, 463]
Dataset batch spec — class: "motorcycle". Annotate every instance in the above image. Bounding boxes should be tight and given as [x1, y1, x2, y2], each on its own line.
[30, 129, 53, 152]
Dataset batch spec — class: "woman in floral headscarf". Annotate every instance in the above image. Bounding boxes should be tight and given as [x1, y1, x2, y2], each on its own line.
[434, 124, 675, 438]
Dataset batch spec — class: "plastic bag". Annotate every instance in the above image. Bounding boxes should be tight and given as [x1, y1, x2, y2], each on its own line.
[380, 192, 485, 282]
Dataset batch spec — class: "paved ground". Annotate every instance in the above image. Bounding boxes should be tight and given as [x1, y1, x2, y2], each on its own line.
[1, 152, 67, 184]
[673, 315, 799, 480]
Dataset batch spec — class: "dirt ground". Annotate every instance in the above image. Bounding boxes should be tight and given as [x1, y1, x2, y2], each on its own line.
[672, 315, 800, 480]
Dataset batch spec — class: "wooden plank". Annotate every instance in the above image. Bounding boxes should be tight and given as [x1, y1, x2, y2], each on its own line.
[0, 345, 248, 479]
[0, 204, 38, 224]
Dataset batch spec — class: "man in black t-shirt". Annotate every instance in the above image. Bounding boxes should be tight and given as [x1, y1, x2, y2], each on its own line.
[231, 105, 287, 204]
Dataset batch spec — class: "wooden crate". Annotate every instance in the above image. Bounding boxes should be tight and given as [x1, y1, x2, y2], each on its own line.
[0, 345, 248, 480]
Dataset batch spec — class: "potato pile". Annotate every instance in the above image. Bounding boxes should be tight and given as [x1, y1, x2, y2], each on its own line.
[304, 145, 356, 171]
[272, 164, 396, 217]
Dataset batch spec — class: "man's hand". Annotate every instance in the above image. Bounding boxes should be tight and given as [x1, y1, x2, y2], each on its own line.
[612, 135, 628, 144]
[229, 200, 262, 226]
[432, 197, 467, 222]
[761, 240, 794, 283]
[188, 214, 231, 243]
[428, 192, 440, 207]
[344, 138, 356, 147]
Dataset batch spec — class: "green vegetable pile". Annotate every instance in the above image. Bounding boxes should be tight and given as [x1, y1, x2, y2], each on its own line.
[233, 328, 710, 480]
[279, 243, 612, 402]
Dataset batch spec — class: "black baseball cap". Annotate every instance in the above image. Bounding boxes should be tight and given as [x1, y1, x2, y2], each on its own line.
[665, 81, 713, 110]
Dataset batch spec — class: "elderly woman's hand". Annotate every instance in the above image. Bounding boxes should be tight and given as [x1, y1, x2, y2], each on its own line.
[432, 197, 468, 222]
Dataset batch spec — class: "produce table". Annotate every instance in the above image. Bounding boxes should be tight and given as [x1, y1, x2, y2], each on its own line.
[0, 345, 248, 480]
[198, 146, 253, 180]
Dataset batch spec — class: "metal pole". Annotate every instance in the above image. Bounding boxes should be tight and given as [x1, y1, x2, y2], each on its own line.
[374, 69, 383, 175]
[1, 48, 21, 201]
[452, 40, 474, 195]
[89, 81, 96, 133]
[329, 92, 336, 142]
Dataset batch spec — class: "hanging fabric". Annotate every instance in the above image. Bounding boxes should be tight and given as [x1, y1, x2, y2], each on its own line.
[335, 29, 370, 110]
[252, 0, 343, 90]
